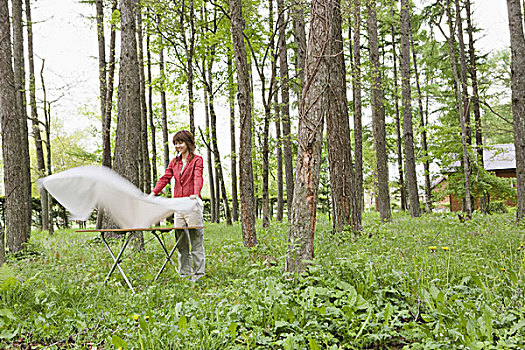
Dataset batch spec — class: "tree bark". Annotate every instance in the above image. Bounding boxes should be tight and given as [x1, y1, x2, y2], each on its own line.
[506, 0, 525, 223]
[286, 0, 330, 273]
[409, 27, 431, 212]
[465, 0, 482, 160]
[227, 54, 239, 222]
[400, 0, 420, 217]
[367, 0, 392, 222]
[136, 3, 151, 193]
[326, 0, 355, 233]
[113, 0, 143, 244]
[41, 60, 54, 234]
[203, 82, 217, 223]
[291, 0, 307, 100]
[351, 0, 364, 222]
[159, 44, 169, 170]
[26, 0, 48, 230]
[179, 0, 196, 135]
[146, 22, 157, 183]
[12, 0, 32, 237]
[274, 82, 284, 222]
[1, 0, 31, 252]
[95, 0, 107, 135]
[390, 0, 407, 212]
[230, 0, 257, 247]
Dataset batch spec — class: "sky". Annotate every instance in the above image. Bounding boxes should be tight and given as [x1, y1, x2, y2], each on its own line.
[27, 0, 512, 158]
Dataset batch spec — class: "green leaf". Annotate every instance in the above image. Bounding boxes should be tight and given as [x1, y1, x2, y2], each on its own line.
[178, 315, 187, 332]
[309, 338, 321, 350]
[111, 335, 126, 349]
[228, 322, 237, 336]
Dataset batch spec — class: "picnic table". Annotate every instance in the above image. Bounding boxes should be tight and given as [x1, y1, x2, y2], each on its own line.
[77, 226, 203, 294]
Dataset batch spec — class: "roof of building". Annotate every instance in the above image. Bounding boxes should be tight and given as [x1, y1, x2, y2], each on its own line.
[483, 144, 516, 171]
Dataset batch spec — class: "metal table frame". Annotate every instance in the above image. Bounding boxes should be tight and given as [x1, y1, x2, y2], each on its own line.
[77, 226, 202, 294]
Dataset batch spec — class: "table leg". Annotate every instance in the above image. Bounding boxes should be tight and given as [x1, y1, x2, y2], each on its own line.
[99, 232, 135, 294]
[154, 230, 184, 281]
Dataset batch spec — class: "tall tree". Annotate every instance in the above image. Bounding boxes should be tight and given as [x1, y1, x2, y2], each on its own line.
[326, 0, 355, 233]
[227, 54, 239, 222]
[113, 0, 142, 237]
[291, 0, 307, 99]
[409, 28, 431, 211]
[12, 0, 32, 236]
[389, 0, 407, 211]
[506, 0, 525, 224]
[26, 0, 48, 230]
[178, 0, 196, 135]
[230, 0, 257, 247]
[95, 0, 107, 140]
[1, 0, 31, 252]
[286, 0, 330, 273]
[277, 0, 293, 219]
[146, 20, 157, 182]
[454, 0, 471, 145]
[367, 0, 392, 222]
[137, 3, 151, 193]
[399, 0, 420, 217]
[351, 0, 364, 221]
[203, 82, 217, 222]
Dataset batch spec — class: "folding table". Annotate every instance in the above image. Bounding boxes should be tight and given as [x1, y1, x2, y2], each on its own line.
[76, 226, 203, 294]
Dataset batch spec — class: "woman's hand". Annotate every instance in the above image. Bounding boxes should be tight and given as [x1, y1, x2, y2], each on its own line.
[148, 192, 155, 198]
[189, 194, 197, 200]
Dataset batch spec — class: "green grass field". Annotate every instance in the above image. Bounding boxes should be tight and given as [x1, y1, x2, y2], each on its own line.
[0, 211, 524, 349]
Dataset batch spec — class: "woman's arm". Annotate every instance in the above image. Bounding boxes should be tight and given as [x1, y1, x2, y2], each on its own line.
[152, 159, 175, 195]
[193, 156, 204, 197]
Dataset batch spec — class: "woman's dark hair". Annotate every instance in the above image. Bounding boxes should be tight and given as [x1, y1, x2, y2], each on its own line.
[173, 130, 196, 158]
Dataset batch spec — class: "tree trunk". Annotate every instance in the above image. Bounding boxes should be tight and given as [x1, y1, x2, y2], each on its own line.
[137, 4, 151, 193]
[180, 0, 196, 135]
[41, 60, 54, 234]
[0, 223, 4, 265]
[506, 0, 525, 223]
[12, 0, 32, 238]
[113, 0, 143, 244]
[465, 0, 483, 160]
[367, 0, 392, 222]
[26, 0, 48, 231]
[203, 83, 217, 223]
[277, 0, 293, 220]
[442, 1, 472, 220]
[230, 0, 257, 247]
[390, 0, 407, 212]
[1, 0, 31, 252]
[228, 54, 239, 222]
[291, 0, 307, 100]
[102, 0, 117, 169]
[400, 0, 420, 217]
[326, 0, 355, 233]
[286, 0, 330, 273]
[351, 0, 364, 224]
[274, 83, 284, 222]
[159, 45, 169, 170]
[95, 0, 107, 136]
[146, 23, 157, 183]
[409, 27, 431, 212]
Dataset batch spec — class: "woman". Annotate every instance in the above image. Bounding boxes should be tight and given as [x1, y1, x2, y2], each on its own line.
[150, 130, 205, 281]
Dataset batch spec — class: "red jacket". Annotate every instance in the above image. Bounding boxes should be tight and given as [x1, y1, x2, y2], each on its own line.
[152, 154, 204, 198]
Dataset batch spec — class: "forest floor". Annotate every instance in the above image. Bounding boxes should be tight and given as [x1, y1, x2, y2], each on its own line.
[0, 211, 524, 349]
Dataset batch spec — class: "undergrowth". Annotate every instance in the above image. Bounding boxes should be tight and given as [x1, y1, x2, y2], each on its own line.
[0, 211, 524, 349]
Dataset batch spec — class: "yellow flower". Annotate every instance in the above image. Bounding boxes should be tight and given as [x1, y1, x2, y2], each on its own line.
[132, 314, 139, 321]
[500, 267, 506, 272]
[501, 253, 505, 258]
[144, 315, 150, 321]
[442, 247, 449, 251]
[429, 246, 436, 251]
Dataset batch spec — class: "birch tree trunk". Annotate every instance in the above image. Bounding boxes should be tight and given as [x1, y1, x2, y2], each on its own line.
[400, 0, 420, 217]
[506, 0, 525, 224]
[1, 0, 31, 252]
[286, 0, 330, 273]
[367, 0, 392, 222]
[230, 0, 257, 247]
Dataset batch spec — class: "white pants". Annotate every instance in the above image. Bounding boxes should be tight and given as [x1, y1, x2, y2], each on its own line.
[174, 204, 204, 277]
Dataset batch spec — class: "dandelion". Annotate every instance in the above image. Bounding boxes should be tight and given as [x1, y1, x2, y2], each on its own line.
[501, 253, 505, 259]
[144, 315, 150, 321]
[133, 314, 139, 321]
[500, 267, 506, 272]
[442, 247, 449, 251]
[429, 246, 436, 251]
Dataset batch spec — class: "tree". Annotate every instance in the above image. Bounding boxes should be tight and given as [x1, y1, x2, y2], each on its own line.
[0, 0, 31, 253]
[367, 0, 392, 222]
[326, 0, 355, 233]
[230, 0, 257, 247]
[506, 0, 525, 223]
[26, 0, 48, 230]
[400, 0, 420, 217]
[286, 0, 330, 273]
[228, 54, 239, 222]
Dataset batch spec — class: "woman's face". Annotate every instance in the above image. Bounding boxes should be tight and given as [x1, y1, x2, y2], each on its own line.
[174, 141, 188, 155]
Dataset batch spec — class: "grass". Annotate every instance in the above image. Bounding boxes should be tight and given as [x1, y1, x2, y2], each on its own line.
[0, 211, 524, 349]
